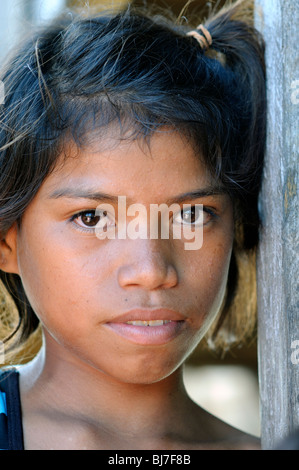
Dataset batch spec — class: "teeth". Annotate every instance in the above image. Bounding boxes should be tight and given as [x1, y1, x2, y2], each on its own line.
[125, 320, 171, 326]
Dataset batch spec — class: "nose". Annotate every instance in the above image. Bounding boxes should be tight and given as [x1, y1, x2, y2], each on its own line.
[117, 239, 179, 290]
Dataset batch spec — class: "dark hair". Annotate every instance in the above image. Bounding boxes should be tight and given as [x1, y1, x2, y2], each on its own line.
[0, 0, 266, 354]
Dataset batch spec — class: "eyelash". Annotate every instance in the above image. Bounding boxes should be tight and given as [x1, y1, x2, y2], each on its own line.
[69, 210, 107, 234]
[174, 206, 216, 226]
[69, 206, 217, 234]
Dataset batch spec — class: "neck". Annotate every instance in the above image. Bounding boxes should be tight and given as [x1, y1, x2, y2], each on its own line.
[20, 335, 197, 445]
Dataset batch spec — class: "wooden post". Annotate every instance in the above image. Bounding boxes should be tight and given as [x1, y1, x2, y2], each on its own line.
[255, 0, 299, 450]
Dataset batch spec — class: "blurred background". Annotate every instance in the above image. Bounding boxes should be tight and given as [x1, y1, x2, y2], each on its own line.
[0, 0, 260, 438]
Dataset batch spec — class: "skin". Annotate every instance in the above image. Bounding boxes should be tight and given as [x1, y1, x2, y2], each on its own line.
[0, 128, 260, 449]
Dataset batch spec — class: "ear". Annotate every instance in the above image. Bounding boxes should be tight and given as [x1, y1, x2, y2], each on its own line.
[0, 223, 20, 274]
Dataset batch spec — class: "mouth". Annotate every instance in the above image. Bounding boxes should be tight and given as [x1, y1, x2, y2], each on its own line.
[105, 308, 186, 345]
[125, 319, 172, 326]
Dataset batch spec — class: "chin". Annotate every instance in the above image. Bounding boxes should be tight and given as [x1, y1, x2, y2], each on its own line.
[103, 358, 184, 386]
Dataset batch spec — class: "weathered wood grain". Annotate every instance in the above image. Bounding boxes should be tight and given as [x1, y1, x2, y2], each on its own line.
[255, 0, 299, 450]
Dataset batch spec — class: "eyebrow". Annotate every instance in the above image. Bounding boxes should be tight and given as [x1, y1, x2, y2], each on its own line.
[48, 188, 119, 203]
[47, 185, 226, 205]
[166, 187, 226, 205]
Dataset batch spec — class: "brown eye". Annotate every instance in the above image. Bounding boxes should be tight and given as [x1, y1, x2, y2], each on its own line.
[80, 211, 101, 227]
[71, 209, 113, 233]
[173, 205, 215, 226]
[181, 206, 197, 223]
[72, 210, 103, 229]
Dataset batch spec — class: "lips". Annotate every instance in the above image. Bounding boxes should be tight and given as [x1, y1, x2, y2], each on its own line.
[108, 308, 186, 324]
[105, 308, 186, 345]
[125, 320, 171, 326]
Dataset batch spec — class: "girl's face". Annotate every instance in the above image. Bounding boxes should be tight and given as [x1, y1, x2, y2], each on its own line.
[13, 129, 234, 384]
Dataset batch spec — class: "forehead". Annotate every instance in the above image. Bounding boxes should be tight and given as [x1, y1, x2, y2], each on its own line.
[45, 128, 214, 197]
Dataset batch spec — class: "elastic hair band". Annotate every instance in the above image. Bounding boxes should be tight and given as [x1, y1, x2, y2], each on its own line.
[186, 24, 212, 51]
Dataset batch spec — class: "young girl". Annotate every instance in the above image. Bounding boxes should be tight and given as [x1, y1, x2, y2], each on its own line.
[0, 0, 266, 450]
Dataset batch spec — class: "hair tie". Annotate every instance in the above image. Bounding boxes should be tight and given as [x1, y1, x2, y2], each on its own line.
[186, 24, 212, 51]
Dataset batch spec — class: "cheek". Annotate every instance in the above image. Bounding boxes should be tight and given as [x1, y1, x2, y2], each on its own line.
[204, 241, 232, 290]
[185, 235, 233, 321]
[16, 224, 93, 325]
[16, 220, 122, 353]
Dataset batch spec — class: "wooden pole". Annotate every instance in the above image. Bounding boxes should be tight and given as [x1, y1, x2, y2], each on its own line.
[255, 0, 299, 450]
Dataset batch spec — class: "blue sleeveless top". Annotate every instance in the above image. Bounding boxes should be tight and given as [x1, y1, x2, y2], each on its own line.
[0, 370, 24, 450]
